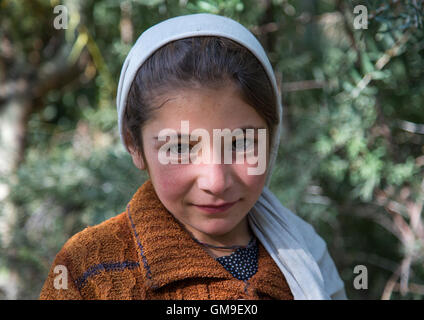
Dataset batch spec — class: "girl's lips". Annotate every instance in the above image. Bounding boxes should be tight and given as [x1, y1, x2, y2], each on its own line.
[192, 201, 238, 213]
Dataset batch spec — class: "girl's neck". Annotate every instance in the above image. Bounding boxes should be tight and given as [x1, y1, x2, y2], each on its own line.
[194, 235, 255, 258]
[186, 218, 253, 258]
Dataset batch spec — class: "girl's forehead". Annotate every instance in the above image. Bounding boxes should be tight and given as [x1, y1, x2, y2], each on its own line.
[156, 83, 259, 112]
[146, 87, 267, 132]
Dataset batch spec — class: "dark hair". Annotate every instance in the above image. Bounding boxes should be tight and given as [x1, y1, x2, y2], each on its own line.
[123, 36, 278, 158]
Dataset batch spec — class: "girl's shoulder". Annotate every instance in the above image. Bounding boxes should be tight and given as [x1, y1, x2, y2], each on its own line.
[65, 212, 129, 252]
[40, 211, 136, 299]
[53, 211, 134, 277]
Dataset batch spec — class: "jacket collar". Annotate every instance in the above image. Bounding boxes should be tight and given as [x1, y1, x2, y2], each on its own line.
[126, 179, 292, 299]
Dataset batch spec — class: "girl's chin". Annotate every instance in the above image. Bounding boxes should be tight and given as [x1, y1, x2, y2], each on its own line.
[188, 220, 242, 239]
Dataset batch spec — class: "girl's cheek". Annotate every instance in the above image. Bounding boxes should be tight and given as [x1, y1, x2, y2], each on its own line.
[150, 163, 191, 198]
[239, 165, 267, 191]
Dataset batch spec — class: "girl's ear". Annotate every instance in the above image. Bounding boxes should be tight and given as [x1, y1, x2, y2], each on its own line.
[128, 145, 146, 171]
[125, 132, 146, 171]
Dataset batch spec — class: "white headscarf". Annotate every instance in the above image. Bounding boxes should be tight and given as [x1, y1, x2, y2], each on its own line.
[116, 13, 347, 300]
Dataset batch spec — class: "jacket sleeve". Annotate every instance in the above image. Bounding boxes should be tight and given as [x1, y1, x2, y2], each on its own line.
[39, 244, 84, 300]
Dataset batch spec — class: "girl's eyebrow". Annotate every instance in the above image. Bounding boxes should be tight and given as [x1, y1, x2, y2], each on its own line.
[152, 126, 267, 140]
[239, 126, 268, 131]
[153, 133, 190, 140]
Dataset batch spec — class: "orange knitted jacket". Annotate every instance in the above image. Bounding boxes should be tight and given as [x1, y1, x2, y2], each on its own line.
[39, 179, 294, 300]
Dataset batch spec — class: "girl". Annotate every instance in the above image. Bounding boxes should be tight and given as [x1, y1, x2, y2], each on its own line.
[40, 13, 347, 300]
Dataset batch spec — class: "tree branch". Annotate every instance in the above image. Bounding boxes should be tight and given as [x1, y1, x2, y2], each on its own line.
[31, 49, 89, 101]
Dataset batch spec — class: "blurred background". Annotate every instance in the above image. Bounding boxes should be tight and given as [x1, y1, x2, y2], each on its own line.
[0, 0, 423, 300]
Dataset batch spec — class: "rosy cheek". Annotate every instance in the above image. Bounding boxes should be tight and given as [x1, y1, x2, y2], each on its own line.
[154, 170, 179, 191]
[234, 164, 267, 194]
[150, 164, 190, 199]
[246, 175, 267, 194]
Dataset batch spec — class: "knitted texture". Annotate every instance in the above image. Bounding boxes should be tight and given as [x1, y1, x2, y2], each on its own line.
[39, 180, 294, 300]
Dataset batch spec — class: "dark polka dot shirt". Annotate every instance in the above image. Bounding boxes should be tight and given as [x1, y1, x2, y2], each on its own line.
[216, 237, 258, 281]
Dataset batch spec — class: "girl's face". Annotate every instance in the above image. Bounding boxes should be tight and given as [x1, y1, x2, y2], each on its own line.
[133, 82, 270, 244]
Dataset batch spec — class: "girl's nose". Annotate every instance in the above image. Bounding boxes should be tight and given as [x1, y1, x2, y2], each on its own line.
[196, 163, 234, 196]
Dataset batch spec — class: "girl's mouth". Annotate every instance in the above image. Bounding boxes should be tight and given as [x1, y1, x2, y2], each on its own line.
[192, 200, 238, 213]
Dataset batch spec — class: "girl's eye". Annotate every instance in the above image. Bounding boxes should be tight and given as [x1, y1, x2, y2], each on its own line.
[170, 143, 191, 155]
[168, 138, 255, 155]
[232, 138, 255, 152]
